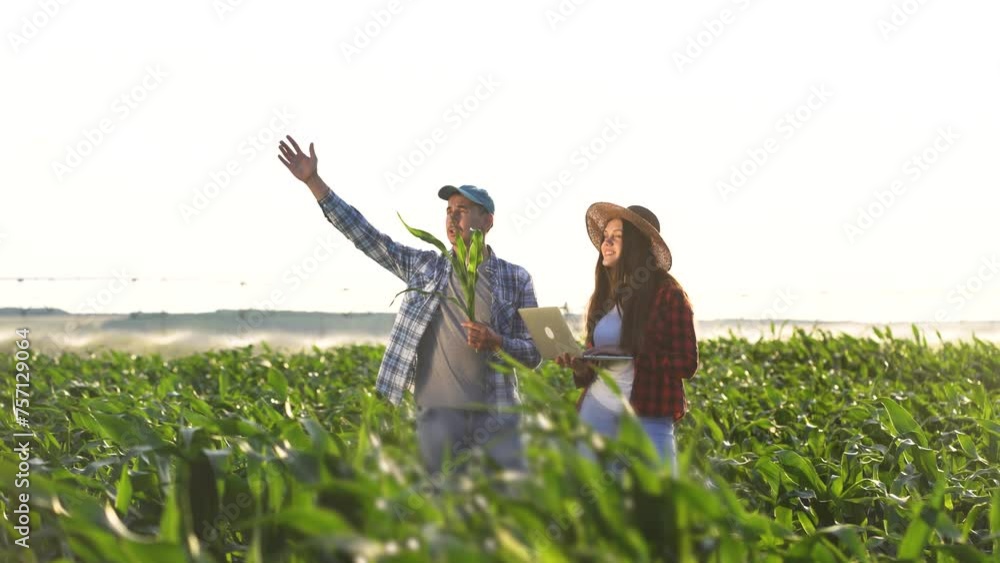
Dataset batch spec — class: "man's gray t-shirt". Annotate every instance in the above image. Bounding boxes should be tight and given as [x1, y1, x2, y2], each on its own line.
[414, 266, 493, 408]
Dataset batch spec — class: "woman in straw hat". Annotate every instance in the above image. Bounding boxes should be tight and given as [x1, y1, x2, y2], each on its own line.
[555, 202, 698, 471]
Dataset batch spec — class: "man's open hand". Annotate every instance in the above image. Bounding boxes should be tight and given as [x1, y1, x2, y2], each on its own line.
[278, 135, 318, 183]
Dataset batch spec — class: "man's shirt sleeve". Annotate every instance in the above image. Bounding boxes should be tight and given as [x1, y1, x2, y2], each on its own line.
[498, 270, 542, 369]
[318, 190, 436, 282]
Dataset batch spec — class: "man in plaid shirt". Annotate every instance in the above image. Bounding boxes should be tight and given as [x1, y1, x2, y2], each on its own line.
[278, 136, 541, 474]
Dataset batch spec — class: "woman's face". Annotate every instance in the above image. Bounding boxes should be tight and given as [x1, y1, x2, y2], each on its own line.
[601, 218, 624, 268]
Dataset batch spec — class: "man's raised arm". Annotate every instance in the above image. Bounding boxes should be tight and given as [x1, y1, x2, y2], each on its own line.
[278, 135, 435, 281]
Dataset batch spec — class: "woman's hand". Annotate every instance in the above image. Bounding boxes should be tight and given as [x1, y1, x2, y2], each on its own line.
[555, 353, 596, 388]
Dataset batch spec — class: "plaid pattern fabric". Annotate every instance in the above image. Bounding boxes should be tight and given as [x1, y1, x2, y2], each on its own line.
[318, 190, 541, 407]
[577, 283, 699, 420]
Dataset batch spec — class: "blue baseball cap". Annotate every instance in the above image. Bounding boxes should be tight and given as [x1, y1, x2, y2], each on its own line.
[438, 184, 495, 214]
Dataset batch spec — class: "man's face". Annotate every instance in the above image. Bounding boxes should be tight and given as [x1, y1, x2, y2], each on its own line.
[445, 194, 493, 249]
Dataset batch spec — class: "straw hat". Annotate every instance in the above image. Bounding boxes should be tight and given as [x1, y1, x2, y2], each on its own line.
[585, 202, 672, 272]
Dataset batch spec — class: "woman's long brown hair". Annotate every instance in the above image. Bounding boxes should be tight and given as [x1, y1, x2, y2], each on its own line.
[584, 220, 679, 354]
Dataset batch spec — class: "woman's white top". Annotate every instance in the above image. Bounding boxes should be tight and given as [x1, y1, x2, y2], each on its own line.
[582, 306, 635, 413]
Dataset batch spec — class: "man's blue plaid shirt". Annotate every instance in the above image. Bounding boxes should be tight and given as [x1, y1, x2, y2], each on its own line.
[318, 190, 542, 407]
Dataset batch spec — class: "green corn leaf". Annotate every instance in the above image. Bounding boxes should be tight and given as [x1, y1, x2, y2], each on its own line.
[881, 398, 926, 445]
[899, 477, 946, 561]
[456, 297, 475, 321]
[475, 231, 486, 268]
[451, 233, 475, 321]
[119, 542, 190, 563]
[928, 545, 990, 563]
[468, 229, 484, 276]
[115, 461, 133, 516]
[454, 229, 468, 273]
[159, 481, 182, 544]
[92, 412, 169, 450]
[462, 267, 476, 322]
[267, 368, 288, 400]
[388, 286, 417, 307]
[774, 505, 794, 529]
[976, 418, 1000, 438]
[398, 214, 484, 323]
[695, 412, 724, 444]
[796, 510, 816, 535]
[956, 433, 979, 460]
[253, 507, 355, 535]
[218, 369, 229, 399]
[816, 525, 869, 561]
[991, 490, 1000, 555]
[881, 398, 940, 479]
[353, 424, 369, 467]
[398, 213, 448, 255]
[754, 457, 782, 500]
[466, 230, 485, 322]
[777, 450, 826, 494]
[463, 284, 476, 322]
[961, 503, 987, 542]
[389, 284, 444, 307]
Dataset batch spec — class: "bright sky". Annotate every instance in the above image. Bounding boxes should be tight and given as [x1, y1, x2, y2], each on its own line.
[3, 0, 999, 323]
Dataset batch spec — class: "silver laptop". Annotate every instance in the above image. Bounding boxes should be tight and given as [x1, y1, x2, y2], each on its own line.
[518, 307, 581, 360]
[518, 307, 632, 361]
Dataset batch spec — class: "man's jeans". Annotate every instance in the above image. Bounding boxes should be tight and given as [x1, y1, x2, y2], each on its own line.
[579, 395, 678, 474]
[416, 406, 525, 476]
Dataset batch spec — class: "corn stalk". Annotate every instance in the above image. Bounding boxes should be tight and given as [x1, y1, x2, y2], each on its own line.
[395, 213, 485, 322]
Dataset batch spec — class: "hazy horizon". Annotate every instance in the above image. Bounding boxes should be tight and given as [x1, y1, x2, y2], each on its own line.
[3, 304, 999, 328]
[5, 311, 998, 358]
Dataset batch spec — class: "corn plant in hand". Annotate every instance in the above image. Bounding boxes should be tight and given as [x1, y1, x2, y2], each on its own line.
[396, 213, 485, 322]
